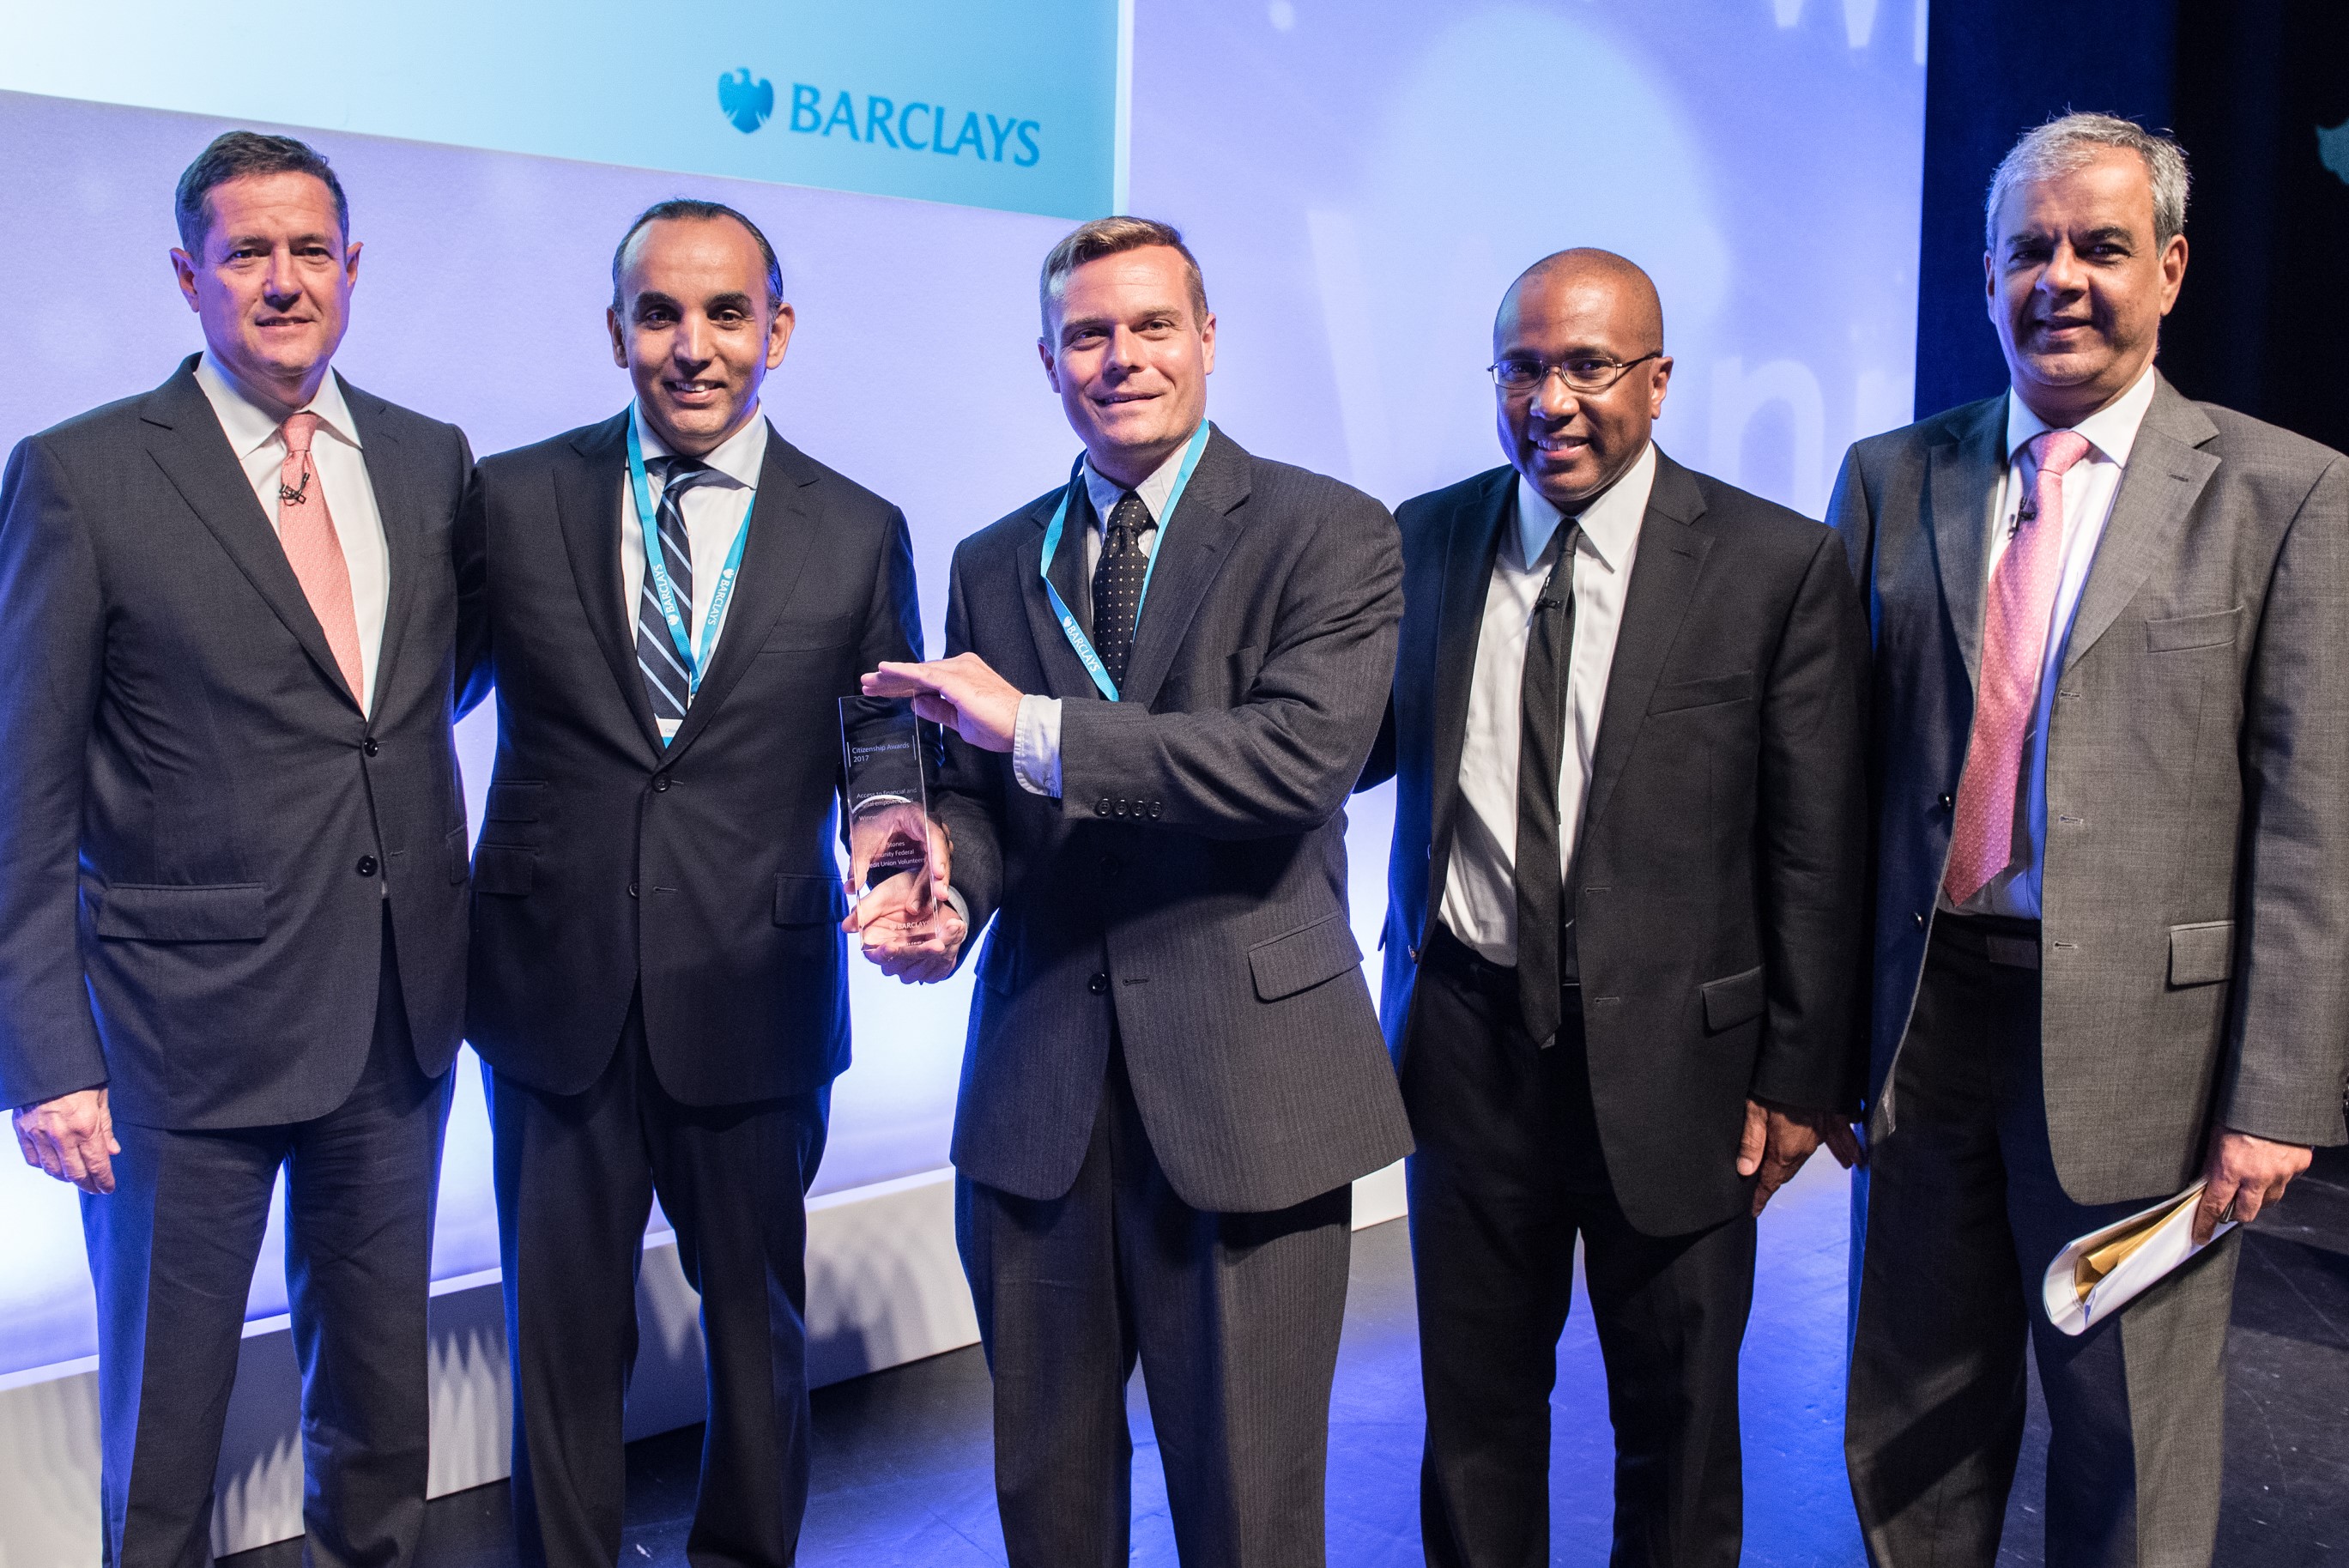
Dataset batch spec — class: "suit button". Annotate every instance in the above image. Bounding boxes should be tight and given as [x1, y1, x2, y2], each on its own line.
[653, 777, 672, 793]
[355, 856, 378, 877]
[363, 738, 381, 758]
[1088, 972, 1109, 995]
[628, 882, 639, 899]
[1115, 798, 1129, 816]
[1913, 911, 1926, 929]
[1938, 793, 1952, 811]
[1148, 801, 1161, 819]
[1408, 946, 1420, 964]
[1096, 797, 1112, 817]
[1099, 854, 1123, 876]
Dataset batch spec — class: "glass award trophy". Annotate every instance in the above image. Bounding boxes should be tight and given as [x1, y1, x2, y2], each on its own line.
[838, 694, 939, 929]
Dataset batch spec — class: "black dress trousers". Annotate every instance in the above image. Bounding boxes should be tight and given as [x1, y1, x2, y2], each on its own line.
[956, 1038, 1354, 1568]
[489, 992, 830, 1568]
[82, 912, 451, 1568]
[1404, 933, 1754, 1568]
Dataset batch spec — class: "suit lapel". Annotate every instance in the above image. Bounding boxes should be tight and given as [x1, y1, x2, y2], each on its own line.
[137, 359, 359, 712]
[342, 376, 417, 711]
[1424, 469, 1514, 913]
[663, 426, 823, 758]
[552, 412, 663, 756]
[1926, 397, 2007, 692]
[1115, 427, 1249, 711]
[1583, 453, 1711, 834]
[2059, 378, 2220, 675]
[1018, 487, 1111, 699]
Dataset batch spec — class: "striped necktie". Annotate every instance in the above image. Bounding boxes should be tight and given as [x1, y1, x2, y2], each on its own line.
[635, 457, 718, 737]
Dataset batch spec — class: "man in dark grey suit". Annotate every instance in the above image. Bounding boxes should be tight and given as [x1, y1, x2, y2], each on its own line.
[1836, 113, 2349, 1567]
[0, 133, 473, 1568]
[1360, 250, 1870, 1567]
[861, 217, 1412, 1566]
[456, 199, 922, 1567]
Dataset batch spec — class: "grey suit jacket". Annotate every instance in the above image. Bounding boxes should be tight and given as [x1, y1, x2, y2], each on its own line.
[932, 425, 1414, 1214]
[0, 357, 475, 1128]
[1832, 374, 2349, 1204]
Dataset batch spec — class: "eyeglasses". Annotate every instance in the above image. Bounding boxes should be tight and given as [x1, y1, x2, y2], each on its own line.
[1486, 351, 1662, 397]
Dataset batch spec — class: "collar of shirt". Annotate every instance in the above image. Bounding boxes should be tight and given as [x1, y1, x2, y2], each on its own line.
[1081, 426, 1200, 533]
[195, 353, 363, 458]
[1511, 439, 1656, 576]
[631, 403, 768, 492]
[2003, 362, 2158, 470]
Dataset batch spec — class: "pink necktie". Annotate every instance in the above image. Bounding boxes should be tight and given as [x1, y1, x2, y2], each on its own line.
[1944, 427, 2093, 906]
[276, 412, 366, 709]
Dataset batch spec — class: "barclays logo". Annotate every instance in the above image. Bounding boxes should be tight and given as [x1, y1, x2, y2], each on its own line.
[718, 68, 1042, 168]
[2321, 118, 2349, 187]
[719, 69, 774, 134]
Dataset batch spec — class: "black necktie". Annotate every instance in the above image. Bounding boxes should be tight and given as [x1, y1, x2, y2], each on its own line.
[1515, 521, 1581, 1047]
[1091, 488, 1153, 690]
[634, 457, 717, 731]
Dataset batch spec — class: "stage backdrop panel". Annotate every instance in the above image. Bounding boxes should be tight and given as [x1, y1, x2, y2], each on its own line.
[0, 0, 1923, 1401]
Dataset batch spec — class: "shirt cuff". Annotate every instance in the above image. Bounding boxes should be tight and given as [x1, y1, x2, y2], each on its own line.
[941, 885, 971, 929]
[1013, 694, 1064, 798]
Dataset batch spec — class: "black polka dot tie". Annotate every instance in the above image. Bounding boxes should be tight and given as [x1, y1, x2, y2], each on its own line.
[1091, 488, 1153, 690]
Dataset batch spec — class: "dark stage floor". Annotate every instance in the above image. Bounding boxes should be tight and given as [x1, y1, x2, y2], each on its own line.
[227, 1147, 2349, 1566]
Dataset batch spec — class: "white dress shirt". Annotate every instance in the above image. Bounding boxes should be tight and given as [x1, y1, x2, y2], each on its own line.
[195, 354, 390, 715]
[1438, 441, 1657, 966]
[618, 406, 767, 739]
[1952, 365, 2158, 920]
[1011, 436, 1195, 797]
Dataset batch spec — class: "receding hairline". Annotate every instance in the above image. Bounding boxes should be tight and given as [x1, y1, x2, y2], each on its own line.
[1495, 248, 1665, 348]
[611, 203, 784, 311]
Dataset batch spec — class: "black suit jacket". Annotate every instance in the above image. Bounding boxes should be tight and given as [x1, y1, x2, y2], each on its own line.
[933, 426, 1414, 1214]
[1362, 450, 1869, 1236]
[0, 356, 475, 1127]
[456, 411, 920, 1104]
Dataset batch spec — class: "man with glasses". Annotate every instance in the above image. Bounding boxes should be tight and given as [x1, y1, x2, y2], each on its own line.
[1359, 248, 1870, 1565]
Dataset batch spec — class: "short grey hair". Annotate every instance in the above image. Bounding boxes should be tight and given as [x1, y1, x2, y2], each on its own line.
[1985, 112, 2190, 251]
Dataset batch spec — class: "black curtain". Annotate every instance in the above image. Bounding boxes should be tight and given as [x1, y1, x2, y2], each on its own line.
[1911, 2, 2176, 420]
[1911, 0, 2347, 453]
[2161, 1, 2349, 454]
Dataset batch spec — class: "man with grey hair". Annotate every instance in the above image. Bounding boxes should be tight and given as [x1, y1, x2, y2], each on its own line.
[859, 215, 1412, 1565]
[1834, 111, 2349, 1565]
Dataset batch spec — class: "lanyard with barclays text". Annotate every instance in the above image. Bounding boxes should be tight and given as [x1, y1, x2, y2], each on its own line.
[1037, 421, 1211, 701]
[629, 417, 751, 705]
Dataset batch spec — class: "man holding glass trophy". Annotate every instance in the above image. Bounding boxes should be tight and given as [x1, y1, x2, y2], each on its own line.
[856, 217, 1411, 1567]
[455, 198, 928, 1568]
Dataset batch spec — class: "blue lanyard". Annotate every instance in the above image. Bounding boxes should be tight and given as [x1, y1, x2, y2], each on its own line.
[628, 417, 752, 704]
[1037, 421, 1211, 702]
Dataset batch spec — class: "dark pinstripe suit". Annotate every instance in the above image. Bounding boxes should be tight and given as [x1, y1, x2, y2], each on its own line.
[931, 426, 1413, 1566]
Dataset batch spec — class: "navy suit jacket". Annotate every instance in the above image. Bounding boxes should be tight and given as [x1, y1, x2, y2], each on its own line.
[1362, 451, 1870, 1235]
[456, 411, 920, 1104]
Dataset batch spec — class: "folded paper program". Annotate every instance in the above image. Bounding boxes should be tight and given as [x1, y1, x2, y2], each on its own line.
[2043, 1181, 2236, 1336]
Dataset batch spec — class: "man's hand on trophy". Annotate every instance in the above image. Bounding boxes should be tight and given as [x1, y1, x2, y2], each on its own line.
[843, 814, 965, 983]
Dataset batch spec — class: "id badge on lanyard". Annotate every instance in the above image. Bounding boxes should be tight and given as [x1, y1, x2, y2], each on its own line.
[1036, 421, 1211, 701]
[629, 417, 752, 708]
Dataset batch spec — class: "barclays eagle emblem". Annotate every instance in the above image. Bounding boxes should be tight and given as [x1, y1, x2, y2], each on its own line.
[2320, 118, 2349, 186]
[719, 69, 774, 134]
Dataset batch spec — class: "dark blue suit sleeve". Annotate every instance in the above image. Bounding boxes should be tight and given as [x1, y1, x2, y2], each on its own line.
[0, 437, 111, 1108]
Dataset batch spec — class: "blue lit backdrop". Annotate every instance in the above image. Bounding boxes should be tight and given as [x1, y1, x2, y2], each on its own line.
[0, 0, 1923, 1377]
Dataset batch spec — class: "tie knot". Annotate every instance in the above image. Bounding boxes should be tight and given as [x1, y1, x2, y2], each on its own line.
[1107, 489, 1151, 533]
[651, 457, 718, 499]
[2029, 427, 2093, 480]
[279, 411, 320, 456]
